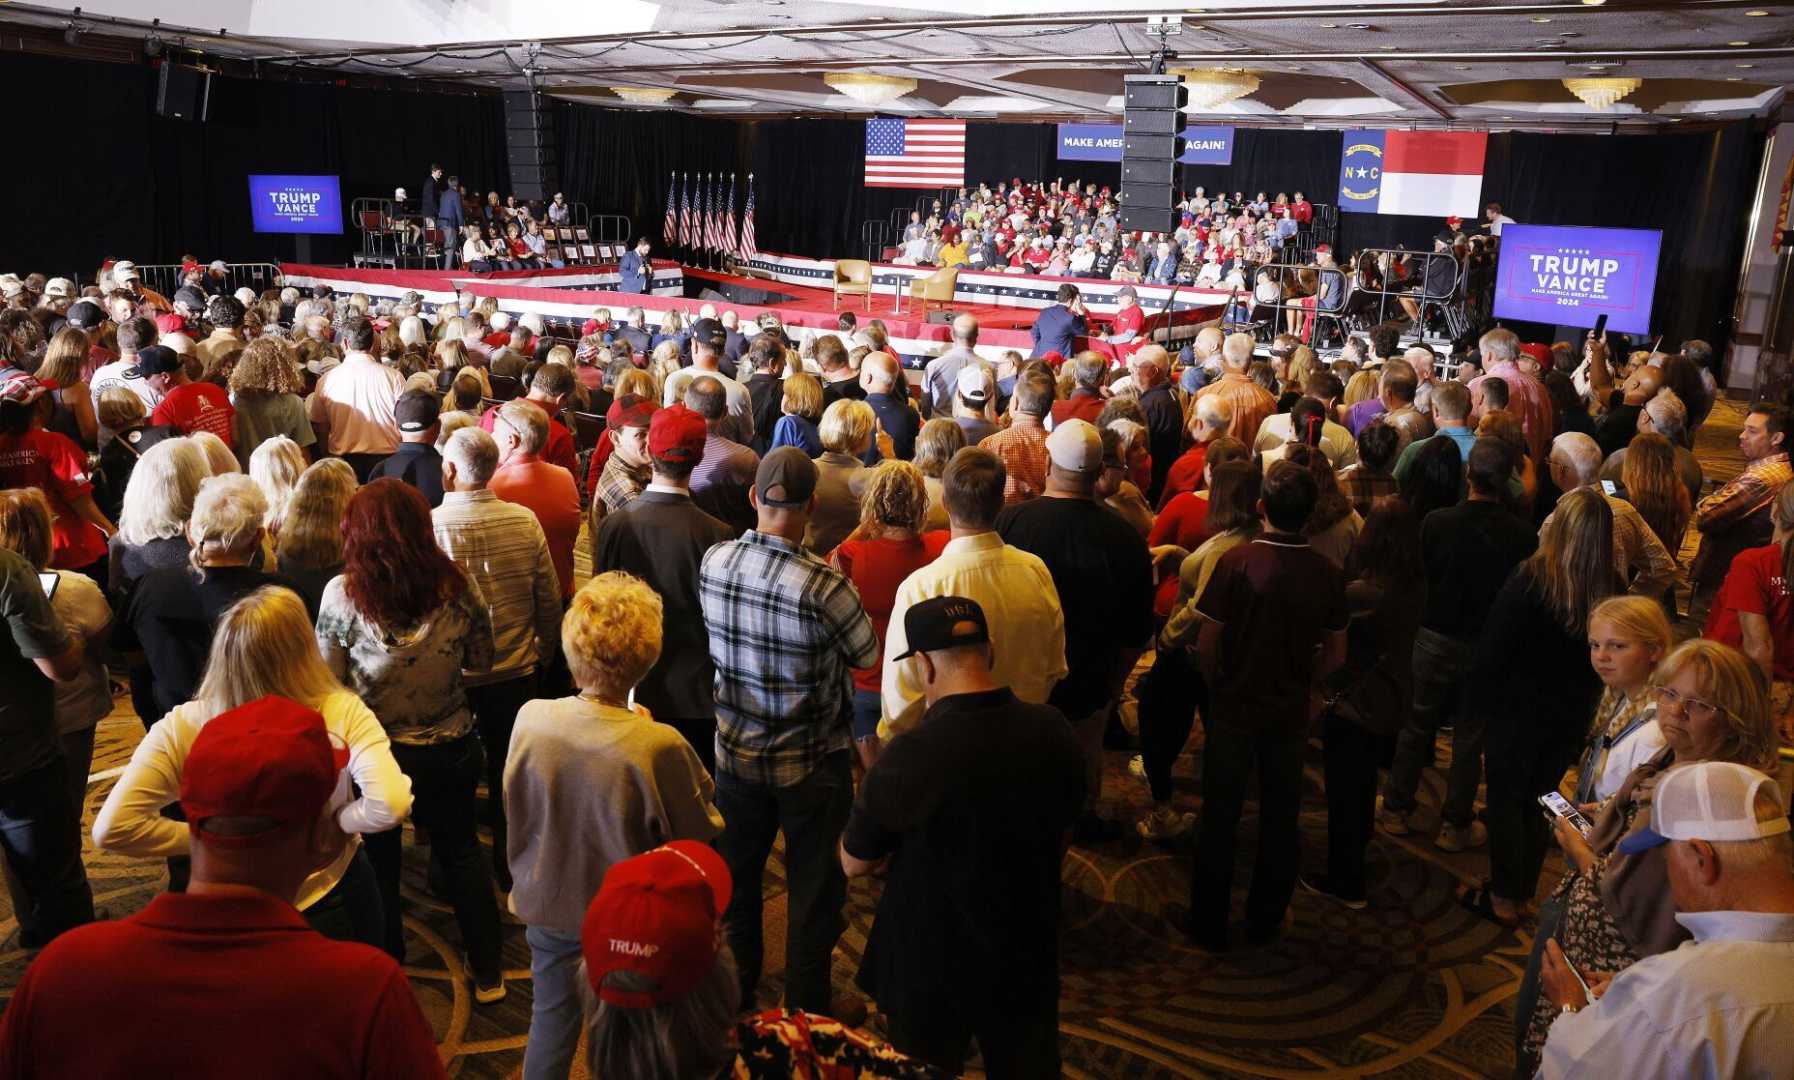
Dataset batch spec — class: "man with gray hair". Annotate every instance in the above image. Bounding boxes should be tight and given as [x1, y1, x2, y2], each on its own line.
[1469, 327, 1553, 465]
[685, 375, 761, 534]
[1180, 324, 1225, 394]
[478, 361, 578, 476]
[1601, 389, 1705, 505]
[1051, 351, 1109, 429]
[921, 314, 986, 419]
[490, 399, 582, 600]
[1195, 332, 1276, 447]
[1541, 431, 1677, 599]
[862, 352, 919, 461]
[1131, 344, 1189, 502]
[1536, 762, 1794, 1077]
[433, 426, 561, 893]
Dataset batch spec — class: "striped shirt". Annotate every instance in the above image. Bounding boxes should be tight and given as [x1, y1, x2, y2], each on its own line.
[431, 488, 561, 684]
[698, 530, 879, 787]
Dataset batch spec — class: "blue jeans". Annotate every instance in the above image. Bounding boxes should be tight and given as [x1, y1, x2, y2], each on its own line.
[716, 752, 852, 1012]
[0, 756, 94, 944]
[523, 926, 584, 1080]
[850, 689, 882, 743]
[302, 846, 386, 949]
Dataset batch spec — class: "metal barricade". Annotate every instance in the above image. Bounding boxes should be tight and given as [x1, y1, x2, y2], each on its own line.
[861, 219, 891, 266]
[587, 214, 632, 247]
[1346, 249, 1465, 336]
[127, 262, 285, 301]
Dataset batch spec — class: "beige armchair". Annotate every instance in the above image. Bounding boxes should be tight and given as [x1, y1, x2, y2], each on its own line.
[833, 259, 873, 311]
[907, 266, 959, 314]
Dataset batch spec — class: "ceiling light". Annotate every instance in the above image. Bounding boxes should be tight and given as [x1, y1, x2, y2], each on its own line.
[1727, 76, 1744, 81]
[1347, 23, 1371, 30]
[823, 72, 916, 106]
[1562, 76, 1642, 110]
[1745, 8, 1769, 14]
[1452, 64, 1471, 70]
[1530, 16, 1552, 23]
[1319, 22, 1336, 28]
[1737, 63, 1757, 69]
[1731, 40, 1751, 46]
[610, 86, 679, 104]
[1167, 67, 1261, 109]
[1582, 0, 1606, 5]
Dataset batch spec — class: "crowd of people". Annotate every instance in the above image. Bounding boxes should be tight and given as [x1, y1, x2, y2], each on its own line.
[0, 253, 1791, 1079]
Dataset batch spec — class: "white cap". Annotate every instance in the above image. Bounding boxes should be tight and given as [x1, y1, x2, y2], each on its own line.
[489, 311, 512, 331]
[112, 260, 138, 282]
[161, 331, 195, 356]
[234, 287, 258, 307]
[955, 363, 992, 404]
[1046, 418, 1103, 473]
[518, 312, 545, 336]
[1, 277, 25, 299]
[395, 187, 408, 200]
[42, 278, 73, 299]
[1619, 762, 1792, 854]
[209, 259, 227, 272]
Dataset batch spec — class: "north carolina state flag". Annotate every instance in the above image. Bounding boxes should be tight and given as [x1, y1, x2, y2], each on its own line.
[1339, 130, 1488, 217]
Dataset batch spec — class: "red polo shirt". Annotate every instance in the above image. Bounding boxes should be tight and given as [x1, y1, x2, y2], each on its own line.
[0, 891, 446, 1080]
[490, 456, 582, 597]
[479, 400, 577, 476]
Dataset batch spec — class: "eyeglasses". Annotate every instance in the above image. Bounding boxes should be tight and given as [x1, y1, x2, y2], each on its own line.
[1650, 685, 1734, 722]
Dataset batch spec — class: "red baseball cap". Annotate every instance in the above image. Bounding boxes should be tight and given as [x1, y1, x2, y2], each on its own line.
[1519, 342, 1554, 371]
[180, 695, 347, 848]
[606, 392, 656, 431]
[581, 841, 732, 1007]
[155, 313, 186, 336]
[648, 403, 707, 464]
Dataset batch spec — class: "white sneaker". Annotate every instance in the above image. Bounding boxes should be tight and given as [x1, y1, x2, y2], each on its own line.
[1128, 754, 1147, 782]
[1375, 797, 1412, 837]
[467, 953, 507, 1004]
[1136, 806, 1195, 840]
[1435, 821, 1488, 853]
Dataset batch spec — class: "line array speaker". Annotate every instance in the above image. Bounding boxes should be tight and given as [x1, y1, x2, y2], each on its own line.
[1119, 74, 1187, 235]
[502, 89, 558, 202]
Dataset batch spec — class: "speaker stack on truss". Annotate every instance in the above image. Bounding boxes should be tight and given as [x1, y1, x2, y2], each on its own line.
[1119, 73, 1188, 235]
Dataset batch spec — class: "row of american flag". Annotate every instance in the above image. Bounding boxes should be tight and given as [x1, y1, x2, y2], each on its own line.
[662, 172, 757, 259]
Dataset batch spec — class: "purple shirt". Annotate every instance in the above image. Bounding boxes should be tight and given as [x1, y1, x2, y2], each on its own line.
[689, 433, 759, 535]
[1345, 397, 1387, 436]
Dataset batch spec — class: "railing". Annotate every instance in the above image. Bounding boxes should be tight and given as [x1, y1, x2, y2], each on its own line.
[586, 214, 632, 247]
[860, 219, 892, 266]
[131, 262, 285, 301]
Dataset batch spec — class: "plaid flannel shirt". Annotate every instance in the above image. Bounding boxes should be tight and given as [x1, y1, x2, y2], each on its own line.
[1336, 464, 1400, 519]
[596, 453, 649, 513]
[699, 530, 878, 787]
[1697, 453, 1792, 535]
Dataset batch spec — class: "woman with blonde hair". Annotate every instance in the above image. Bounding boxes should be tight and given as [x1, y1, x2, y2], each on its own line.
[771, 372, 825, 456]
[506, 572, 724, 1069]
[804, 398, 876, 555]
[108, 435, 210, 602]
[441, 369, 486, 430]
[189, 430, 239, 476]
[1513, 637, 1776, 1073]
[34, 327, 97, 445]
[1464, 487, 1618, 928]
[248, 435, 307, 532]
[96, 584, 410, 949]
[276, 457, 358, 616]
[830, 461, 946, 768]
[911, 418, 965, 531]
[1620, 431, 1690, 561]
[1576, 595, 1673, 804]
[647, 339, 683, 397]
[228, 335, 315, 466]
[436, 337, 493, 399]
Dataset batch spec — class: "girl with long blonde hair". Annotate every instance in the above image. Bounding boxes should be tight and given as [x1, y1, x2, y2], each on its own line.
[1620, 432, 1691, 560]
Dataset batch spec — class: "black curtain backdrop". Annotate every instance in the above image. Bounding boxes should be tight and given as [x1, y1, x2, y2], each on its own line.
[551, 101, 749, 244]
[5, 52, 508, 276]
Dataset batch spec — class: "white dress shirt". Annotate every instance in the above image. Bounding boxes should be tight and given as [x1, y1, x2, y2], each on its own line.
[661, 365, 756, 445]
[1537, 910, 1794, 1079]
[879, 530, 1068, 738]
[92, 689, 412, 911]
[306, 350, 404, 456]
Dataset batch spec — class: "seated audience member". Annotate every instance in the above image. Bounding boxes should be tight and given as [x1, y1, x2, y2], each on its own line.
[4, 695, 442, 1077]
[313, 478, 503, 998]
[912, 418, 965, 532]
[1691, 403, 1792, 622]
[0, 373, 114, 574]
[506, 572, 725, 1077]
[843, 595, 1084, 1076]
[591, 405, 735, 773]
[274, 460, 358, 618]
[489, 399, 581, 600]
[1709, 483, 1794, 731]
[96, 586, 410, 950]
[1534, 762, 1794, 1078]
[366, 389, 445, 507]
[1303, 500, 1424, 910]
[805, 399, 878, 556]
[1463, 488, 1617, 929]
[433, 426, 561, 894]
[882, 448, 1067, 738]
[1188, 459, 1348, 950]
[577, 843, 930, 1079]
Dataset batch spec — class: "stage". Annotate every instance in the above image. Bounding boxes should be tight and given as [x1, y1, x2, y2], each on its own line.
[280, 253, 1230, 369]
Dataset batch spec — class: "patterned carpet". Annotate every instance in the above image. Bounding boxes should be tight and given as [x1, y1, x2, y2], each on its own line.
[0, 401, 1751, 1078]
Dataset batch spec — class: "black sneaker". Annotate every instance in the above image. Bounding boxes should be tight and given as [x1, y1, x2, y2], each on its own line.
[1300, 874, 1368, 911]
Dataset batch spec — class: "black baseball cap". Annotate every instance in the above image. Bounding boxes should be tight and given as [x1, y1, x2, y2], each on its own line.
[690, 318, 726, 352]
[130, 345, 184, 378]
[754, 446, 817, 509]
[65, 300, 105, 330]
[891, 595, 991, 660]
[395, 389, 441, 433]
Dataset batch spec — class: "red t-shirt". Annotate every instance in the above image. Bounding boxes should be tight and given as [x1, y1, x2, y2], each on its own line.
[1706, 544, 1794, 681]
[0, 428, 106, 569]
[151, 381, 236, 447]
[1148, 492, 1213, 616]
[832, 532, 951, 693]
[0, 891, 446, 1080]
[479, 402, 578, 476]
[1158, 443, 1210, 512]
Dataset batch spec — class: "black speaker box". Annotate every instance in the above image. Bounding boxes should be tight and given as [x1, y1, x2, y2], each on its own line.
[157, 62, 210, 121]
[1123, 75, 1187, 112]
[1119, 206, 1178, 233]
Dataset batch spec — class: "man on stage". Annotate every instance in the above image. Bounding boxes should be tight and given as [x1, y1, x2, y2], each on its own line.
[619, 237, 652, 295]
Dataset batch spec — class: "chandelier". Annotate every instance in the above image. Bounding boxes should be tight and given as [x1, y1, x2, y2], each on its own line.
[609, 86, 679, 105]
[1562, 77, 1642, 110]
[1168, 68, 1261, 110]
[823, 73, 918, 107]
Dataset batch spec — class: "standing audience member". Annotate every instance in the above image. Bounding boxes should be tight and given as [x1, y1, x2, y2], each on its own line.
[1133, 346, 1189, 502]
[224, 341, 309, 467]
[1691, 403, 1792, 623]
[585, 394, 654, 523]
[686, 376, 761, 535]
[912, 418, 965, 531]
[96, 586, 409, 950]
[1196, 333, 1278, 449]
[1541, 432, 1677, 600]
[432, 426, 561, 894]
[591, 404, 736, 772]
[997, 420, 1153, 834]
[698, 448, 879, 1016]
[307, 316, 404, 481]
[314, 479, 505, 1001]
[1709, 482, 1794, 732]
[273, 459, 357, 618]
[921, 314, 985, 418]
[3, 696, 444, 1078]
[505, 572, 726, 1080]
[805, 399, 877, 556]
[0, 373, 113, 575]
[862, 352, 919, 461]
[1189, 459, 1348, 950]
[979, 368, 1054, 505]
[366, 389, 445, 508]
[1469, 327, 1553, 467]
[490, 399, 582, 600]
[842, 596, 1084, 1077]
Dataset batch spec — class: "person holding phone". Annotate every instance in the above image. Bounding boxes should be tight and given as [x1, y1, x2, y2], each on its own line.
[1511, 639, 1780, 1074]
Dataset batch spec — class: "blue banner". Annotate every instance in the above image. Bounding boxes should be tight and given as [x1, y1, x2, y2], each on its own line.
[1055, 123, 1235, 165]
[1336, 131, 1386, 214]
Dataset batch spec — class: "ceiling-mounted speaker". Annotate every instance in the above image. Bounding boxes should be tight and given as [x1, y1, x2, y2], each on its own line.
[157, 62, 210, 122]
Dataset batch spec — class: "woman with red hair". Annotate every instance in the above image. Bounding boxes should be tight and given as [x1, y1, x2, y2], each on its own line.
[314, 477, 508, 1003]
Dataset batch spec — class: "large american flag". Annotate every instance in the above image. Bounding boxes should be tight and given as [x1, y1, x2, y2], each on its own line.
[662, 174, 677, 247]
[865, 118, 966, 188]
[703, 174, 719, 253]
[739, 178, 757, 260]
[722, 174, 738, 257]
[678, 175, 694, 248]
